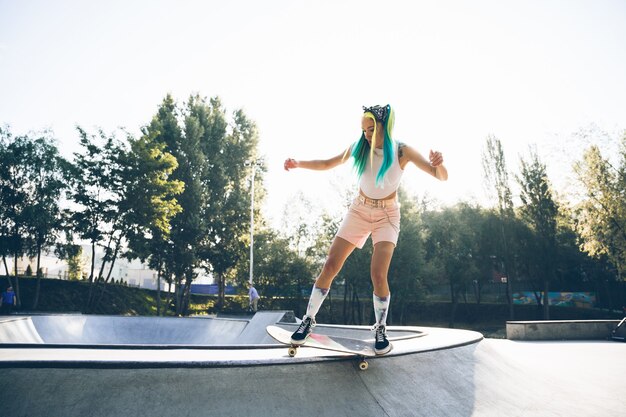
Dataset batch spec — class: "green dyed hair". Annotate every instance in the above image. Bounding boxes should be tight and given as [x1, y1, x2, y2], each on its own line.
[349, 105, 395, 185]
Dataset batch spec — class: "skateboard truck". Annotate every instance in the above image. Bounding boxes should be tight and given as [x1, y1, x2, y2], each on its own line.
[286, 342, 369, 370]
[288, 345, 298, 357]
[267, 326, 376, 371]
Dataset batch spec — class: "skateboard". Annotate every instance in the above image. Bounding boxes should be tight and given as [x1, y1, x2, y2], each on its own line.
[266, 325, 379, 370]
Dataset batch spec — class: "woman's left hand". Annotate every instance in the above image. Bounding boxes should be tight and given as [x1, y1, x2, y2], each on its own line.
[284, 158, 298, 171]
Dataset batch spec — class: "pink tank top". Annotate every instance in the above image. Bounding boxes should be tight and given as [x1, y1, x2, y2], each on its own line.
[359, 144, 404, 199]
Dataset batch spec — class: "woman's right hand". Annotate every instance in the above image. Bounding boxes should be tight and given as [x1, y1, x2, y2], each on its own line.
[284, 158, 298, 171]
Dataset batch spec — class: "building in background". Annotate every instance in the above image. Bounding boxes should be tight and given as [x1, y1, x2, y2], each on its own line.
[2, 245, 182, 291]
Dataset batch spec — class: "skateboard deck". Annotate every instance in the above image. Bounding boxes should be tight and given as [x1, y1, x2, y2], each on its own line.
[266, 325, 378, 370]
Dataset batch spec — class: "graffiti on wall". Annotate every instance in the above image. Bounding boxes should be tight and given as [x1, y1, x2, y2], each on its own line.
[512, 292, 596, 309]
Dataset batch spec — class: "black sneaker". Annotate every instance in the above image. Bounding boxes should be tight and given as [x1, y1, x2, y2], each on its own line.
[374, 324, 392, 355]
[290, 316, 315, 345]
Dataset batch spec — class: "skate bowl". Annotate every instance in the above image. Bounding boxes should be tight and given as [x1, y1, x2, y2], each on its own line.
[0, 311, 476, 364]
[0, 312, 623, 417]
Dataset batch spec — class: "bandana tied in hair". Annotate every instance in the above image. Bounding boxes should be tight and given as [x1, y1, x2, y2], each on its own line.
[352, 104, 395, 186]
[362, 105, 389, 123]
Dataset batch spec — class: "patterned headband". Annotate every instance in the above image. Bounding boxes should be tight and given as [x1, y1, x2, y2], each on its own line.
[362, 105, 389, 123]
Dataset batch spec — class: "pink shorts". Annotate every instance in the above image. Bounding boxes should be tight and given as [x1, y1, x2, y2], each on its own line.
[335, 197, 401, 249]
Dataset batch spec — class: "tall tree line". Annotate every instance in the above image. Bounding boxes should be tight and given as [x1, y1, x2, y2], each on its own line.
[245, 129, 624, 325]
[0, 94, 262, 314]
[1, 114, 623, 321]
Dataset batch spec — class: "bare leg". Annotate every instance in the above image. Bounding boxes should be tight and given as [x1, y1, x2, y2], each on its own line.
[370, 241, 395, 297]
[302, 237, 356, 320]
[293, 237, 357, 342]
[314, 237, 356, 289]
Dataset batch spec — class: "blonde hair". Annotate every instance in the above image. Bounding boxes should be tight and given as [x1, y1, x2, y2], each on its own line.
[348, 106, 395, 184]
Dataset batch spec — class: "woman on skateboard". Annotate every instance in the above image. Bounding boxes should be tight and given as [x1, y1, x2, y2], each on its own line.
[283, 104, 447, 354]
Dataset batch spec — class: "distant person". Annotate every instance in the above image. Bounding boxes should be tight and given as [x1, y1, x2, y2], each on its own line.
[283, 104, 447, 355]
[0, 286, 16, 315]
[248, 283, 260, 312]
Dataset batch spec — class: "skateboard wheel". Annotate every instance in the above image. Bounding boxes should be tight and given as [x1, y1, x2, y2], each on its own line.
[358, 360, 368, 371]
[288, 347, 298, 357]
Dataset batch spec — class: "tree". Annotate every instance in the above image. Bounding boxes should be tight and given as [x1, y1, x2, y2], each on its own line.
[239, 229, 317, 317]
[0, 130, 46, 307]
[122, 127, 184, 315]
[194, 98, 261, 311]
[482, 135, 515, 319]
[279, 192, 319, 257]
[571, 135, 626, 310]
[22, 133, 68, 309]
[422, 203, 482, 327]
[60, 243, 84, 281]
[387, 190, 427, 324]
[0, 127, 13, 281]
[517, 148, 558, 319]
[143, 94, 199, 315]
[573, 138, 626, 283]
[142, 94, 263, 315]
[555, 204, 602, 297]
[66, 127, 126, 309]
[277, 195, 342, 320]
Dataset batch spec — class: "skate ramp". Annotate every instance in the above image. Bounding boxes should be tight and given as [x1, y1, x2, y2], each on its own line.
[0, 312, 289, 346]
[0, 312, 420, 347]
[0, 314, 623, 416]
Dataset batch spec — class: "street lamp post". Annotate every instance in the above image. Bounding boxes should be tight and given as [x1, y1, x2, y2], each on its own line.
[245, 160, 259, 286]
[249, 164, 256, 286]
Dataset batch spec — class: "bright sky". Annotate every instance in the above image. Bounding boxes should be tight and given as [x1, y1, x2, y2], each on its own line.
[2, 0, 625, 228]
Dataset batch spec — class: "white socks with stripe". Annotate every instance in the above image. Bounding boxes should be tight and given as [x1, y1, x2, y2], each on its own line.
[305, 286, 329, 319]
[373, 293, 391, 326]
[305, 287, 390, 326]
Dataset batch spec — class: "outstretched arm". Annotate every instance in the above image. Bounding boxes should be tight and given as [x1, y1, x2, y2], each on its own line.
[400, 144, 448, 181]
[284, 147, 351, 171]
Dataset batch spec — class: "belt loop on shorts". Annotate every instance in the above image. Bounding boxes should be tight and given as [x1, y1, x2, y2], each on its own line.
[358, 195, 395, 208]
